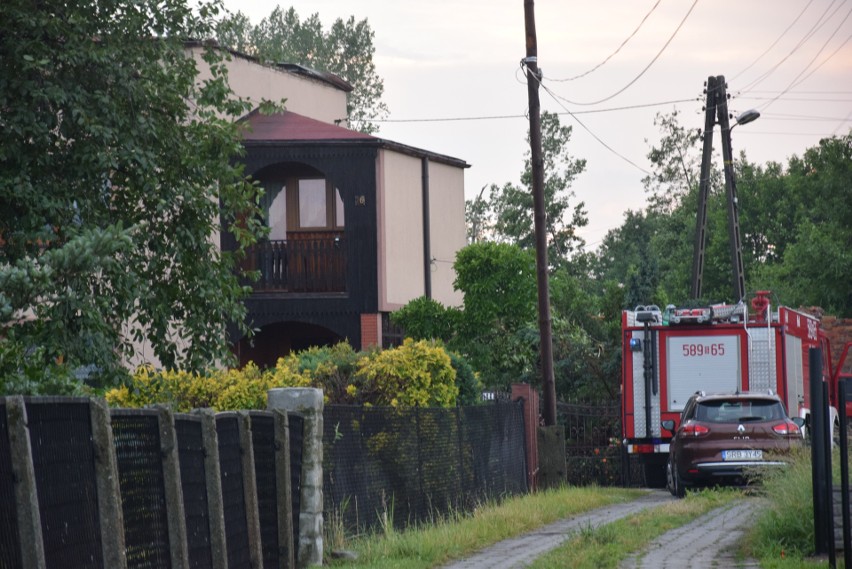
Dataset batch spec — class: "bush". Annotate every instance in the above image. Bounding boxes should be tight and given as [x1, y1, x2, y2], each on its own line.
[0, 340, 86, 396]
[105, 362, 307, 411]
[106, 340, 464, 410]
[354, 338, 458, 407]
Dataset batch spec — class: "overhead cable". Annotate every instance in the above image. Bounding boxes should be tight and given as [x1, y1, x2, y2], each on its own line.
[541, 0, 699, 106]
[738, 0, 843, 93]
[731, 0, 815, 82]
[548, 0, 662, 82]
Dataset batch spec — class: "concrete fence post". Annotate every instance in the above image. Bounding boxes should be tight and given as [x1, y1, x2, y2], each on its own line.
[157, 406, 189, 569]
[89, 398, 127, 569]
[197, 409, 228, 569]
[268, 388, 324, 568]
[5, 396, 45, 569]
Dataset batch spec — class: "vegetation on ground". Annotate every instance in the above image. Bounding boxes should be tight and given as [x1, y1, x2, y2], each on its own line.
[529, 488, 738, 569]
[325, 485, 645, 569]
[743, 448, 838, 569]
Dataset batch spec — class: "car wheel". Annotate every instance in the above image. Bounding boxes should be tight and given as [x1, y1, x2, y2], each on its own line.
[667, 458, 685, 498]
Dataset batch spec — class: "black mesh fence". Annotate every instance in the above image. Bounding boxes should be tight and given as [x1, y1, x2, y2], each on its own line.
[26, 397, 104, 569]
[323, 401, 527, 534]
[175, 414, 214, 569]
[557, 400, 624, 486]
[216, 414, 251, 569]
[249, 412, 280, 569]
[111, 410, 171, 569]
[0, 400, 22, 569]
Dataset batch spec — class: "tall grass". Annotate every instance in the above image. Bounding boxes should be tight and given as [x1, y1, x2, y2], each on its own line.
[325, 486, 645, 569]
[743, 448, 839, 568]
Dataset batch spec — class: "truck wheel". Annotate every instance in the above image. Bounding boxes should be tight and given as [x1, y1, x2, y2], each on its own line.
[643, 461, 667, 489]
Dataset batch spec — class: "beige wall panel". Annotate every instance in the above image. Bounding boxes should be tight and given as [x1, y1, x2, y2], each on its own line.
[427, 162, 465, 307]
[189, 47, 348, 124]
[378, 150, 425, 310]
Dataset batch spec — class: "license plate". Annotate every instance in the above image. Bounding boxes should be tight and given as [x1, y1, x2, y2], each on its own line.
[722, 449, 763, 461]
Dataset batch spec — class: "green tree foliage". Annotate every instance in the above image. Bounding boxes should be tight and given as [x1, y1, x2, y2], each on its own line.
[217, 6, 388, 133]
[596, 109, 852, 315]
[470, 112, 588, 266]
[0, 0, 266, 388]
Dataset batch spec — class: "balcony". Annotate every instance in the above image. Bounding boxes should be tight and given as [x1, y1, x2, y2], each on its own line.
[245, 233, 346, 293]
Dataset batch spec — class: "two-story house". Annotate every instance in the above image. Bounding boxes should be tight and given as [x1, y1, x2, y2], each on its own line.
[190, 44, 468, 368]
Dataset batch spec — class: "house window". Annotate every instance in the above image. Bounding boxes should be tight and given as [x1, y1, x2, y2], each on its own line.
[298, 179, 328, 228]
[263, 176, 345, 234]
[268, 185, 287, 240]
[292, 178, 344, 231]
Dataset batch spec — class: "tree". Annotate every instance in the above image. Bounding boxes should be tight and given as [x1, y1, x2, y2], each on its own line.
[472, 111, 588, 266]
[217, 7, 389, 134]
[0, 0, 266, 387]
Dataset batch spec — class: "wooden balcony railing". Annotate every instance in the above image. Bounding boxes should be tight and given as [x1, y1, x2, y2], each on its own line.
[245, 234, 346, 293]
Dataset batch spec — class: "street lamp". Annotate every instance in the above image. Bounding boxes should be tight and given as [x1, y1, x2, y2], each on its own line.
[733, 109, 760, 128]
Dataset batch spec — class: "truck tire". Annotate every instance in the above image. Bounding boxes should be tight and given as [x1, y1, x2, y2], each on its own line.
[643, 460, 667, 489]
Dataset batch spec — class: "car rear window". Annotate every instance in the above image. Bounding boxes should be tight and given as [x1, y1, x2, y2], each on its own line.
[695, 399, 785, 423]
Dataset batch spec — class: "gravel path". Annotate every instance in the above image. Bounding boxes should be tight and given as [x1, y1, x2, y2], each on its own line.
[441, 490, 673, 569]
[619, 499, 762, 569]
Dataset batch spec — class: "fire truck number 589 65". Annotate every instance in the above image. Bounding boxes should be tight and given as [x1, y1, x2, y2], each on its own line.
[681, 343, 726, 357]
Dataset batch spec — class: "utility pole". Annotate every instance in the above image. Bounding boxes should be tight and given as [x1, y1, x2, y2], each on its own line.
[523, 0, 557, 427]
[691, 75, 747, 303]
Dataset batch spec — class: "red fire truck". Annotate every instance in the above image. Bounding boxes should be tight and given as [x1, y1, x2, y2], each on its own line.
[621, 78, 852, 485]
[621, 291, 850, 486]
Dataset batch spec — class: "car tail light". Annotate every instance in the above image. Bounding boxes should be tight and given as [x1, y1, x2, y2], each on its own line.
[772, 420, 800, 436]
[682, 422, 710, 437]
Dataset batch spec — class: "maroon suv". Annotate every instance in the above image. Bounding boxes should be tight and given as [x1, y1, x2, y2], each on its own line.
[662, 391, 803, 497]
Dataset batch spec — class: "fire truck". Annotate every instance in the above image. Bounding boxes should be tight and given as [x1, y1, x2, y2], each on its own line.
[620, 291, 847, 486]
[620, 77, 852, 485]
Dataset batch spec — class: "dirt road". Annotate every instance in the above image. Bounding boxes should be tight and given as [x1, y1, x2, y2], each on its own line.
[620, 499, 761, 569]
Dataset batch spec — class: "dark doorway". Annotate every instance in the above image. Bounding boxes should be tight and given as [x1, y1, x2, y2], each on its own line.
[236, 321, 341, 368]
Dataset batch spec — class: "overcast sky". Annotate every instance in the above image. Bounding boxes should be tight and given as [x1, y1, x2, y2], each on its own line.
[223, 1, 852, 249]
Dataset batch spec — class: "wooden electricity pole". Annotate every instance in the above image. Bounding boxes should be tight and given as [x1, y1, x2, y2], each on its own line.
[523, 0, 557, 427]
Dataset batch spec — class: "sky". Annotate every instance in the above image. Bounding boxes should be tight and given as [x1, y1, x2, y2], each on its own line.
[223, 0, 852, 250]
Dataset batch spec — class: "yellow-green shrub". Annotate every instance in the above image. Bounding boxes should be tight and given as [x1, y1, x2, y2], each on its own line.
[106, 339, 462, 410]
[354, 338, 458, 407]
[105, 360, 310, 411]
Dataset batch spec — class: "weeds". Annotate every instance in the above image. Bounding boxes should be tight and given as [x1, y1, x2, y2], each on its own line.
[742, 448, 834, 568]
[325, 485, 643, 568]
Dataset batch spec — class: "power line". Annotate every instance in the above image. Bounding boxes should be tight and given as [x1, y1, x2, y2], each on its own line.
[757, 6, 852, 113]
[541, 0, 699, 106]
[531, 71, 651, 175]
[739, 0, 844, 93]
[731, 0, 816, 82]
[548, 0, 662, 82]
[371, 98, 697, 123]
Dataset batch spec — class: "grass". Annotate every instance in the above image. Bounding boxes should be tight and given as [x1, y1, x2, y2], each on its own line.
[742, 447, 846, 568]
[527, 488, 739, 569]
[325, 485, 645, 569]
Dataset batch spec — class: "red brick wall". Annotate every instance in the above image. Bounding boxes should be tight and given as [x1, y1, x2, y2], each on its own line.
[360, 313, 380, 349]
[512, 383, 540, 491]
